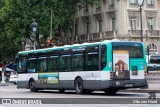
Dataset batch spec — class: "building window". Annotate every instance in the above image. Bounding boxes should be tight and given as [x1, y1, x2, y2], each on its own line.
[84, 4, 89, 12]
[147, 43, 158, 54]
[110, 0, 115, 6]
[95, 1, 101, 8]
[148, 17, 154, 30]
[86, 22, 90, 34]
[131, 17, 136, 30]
[96, 20, 102, 32]
[75, 24, 78, 35]
[130, 0, 138, 6]
[109, 0, 115, 10]
[147, 0, 154, 8]
[112, 18, 116, 31]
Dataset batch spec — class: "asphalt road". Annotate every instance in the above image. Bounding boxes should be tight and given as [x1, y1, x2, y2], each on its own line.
[0, 84, 160, 107]
[0, 84, 160, 98]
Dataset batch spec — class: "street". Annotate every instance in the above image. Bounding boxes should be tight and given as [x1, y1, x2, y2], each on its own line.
[0, 84, 160, 98]
[0, 83, 160, 107]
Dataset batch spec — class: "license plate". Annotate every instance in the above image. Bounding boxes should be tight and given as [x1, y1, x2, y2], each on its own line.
[125, 84, 133, 87]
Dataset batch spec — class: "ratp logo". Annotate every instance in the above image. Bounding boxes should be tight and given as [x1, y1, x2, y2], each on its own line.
[2, 99, 12, 104]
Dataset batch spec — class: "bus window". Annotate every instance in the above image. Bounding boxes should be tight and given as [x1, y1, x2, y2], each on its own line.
[112, 42, 143, 58]
[150, 56, 160, 64]
[72, 54, 85, 71]
[61, 55, 72, 72]
[86, 52, 99, 71]
[48, 56, 58, 72]
[147, 55, 160, 71]
[18, 57, 27, 73]
[37, 57, 47, 72]
[27, 58, 36, 73]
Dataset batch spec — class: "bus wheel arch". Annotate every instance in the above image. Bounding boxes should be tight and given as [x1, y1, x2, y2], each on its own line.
[29, 78, 38, 92]
[74, 77, 84, 94]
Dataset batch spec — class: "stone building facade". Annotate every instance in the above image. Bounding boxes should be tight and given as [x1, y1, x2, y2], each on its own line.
[73, 0, 160, 54]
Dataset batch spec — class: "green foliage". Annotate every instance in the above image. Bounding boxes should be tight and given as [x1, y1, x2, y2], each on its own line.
[0, 0, 99, 62]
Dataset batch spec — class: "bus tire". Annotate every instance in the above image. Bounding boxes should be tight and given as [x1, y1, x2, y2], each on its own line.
[29, 80, 38, 92]
[74, 78, 84, 94]
[104, 89, 118, 95]
[59, 89, 65, 93]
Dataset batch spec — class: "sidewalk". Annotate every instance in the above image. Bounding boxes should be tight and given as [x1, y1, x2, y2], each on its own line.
[0, 82, 12, 86]
[119, 83, 160, 93]
[148, 83, 160, 90]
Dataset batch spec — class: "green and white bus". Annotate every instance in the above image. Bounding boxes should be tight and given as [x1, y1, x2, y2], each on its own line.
[17, 41, 148, 94]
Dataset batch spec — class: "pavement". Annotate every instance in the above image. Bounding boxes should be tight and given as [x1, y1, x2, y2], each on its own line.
[0, 82, 13, 86]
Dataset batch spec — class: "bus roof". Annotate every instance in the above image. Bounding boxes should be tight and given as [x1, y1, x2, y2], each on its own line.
[18, 41, 142, 55]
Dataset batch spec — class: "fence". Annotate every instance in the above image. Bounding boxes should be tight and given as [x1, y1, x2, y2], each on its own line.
[146, 71, 160, 83]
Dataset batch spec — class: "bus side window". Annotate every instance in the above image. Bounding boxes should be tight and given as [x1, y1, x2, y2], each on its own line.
[86, 52, 99, 71]
[61, 55, 71, 72]
[37, 57, 47, 72]
[18, 57, 27, 73]
[27, 58, 36, 73]
[72, 54, 84, 71]
[48, 56, 58, 72]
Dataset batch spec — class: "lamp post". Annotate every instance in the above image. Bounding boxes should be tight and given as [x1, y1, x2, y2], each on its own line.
[138, 0, 144, 42]
[31, 19, 38, 50]
[21, 36, 25, 51]
[1, 67, 6, 83]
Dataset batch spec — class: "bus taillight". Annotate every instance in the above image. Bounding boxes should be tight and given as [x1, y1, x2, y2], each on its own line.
[144, 66, 147, 78]
[110, 72, 113, 79]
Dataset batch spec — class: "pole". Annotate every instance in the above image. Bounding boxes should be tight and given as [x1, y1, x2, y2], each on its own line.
[50, 7, 53, 39]
[1, 67, 6, 83]
[140, 6, 143, 42]
[23, 43, 25, 51]
[22, 42, 24, 51]
[34, 32, 36, 50]
[147, 47, 150, 63]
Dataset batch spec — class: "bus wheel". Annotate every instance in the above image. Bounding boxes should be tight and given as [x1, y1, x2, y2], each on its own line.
[104, 89, 118, 95]
[59, 89, 65, 93]
[29, 80, 38, 92]
[74, 78, 84, 94]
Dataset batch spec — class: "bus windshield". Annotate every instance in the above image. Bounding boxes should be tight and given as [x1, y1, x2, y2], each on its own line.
[112, 42, 143, 58]
[150, 55, 160, 64]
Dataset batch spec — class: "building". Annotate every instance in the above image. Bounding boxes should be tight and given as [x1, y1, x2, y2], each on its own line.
[73, 0, 160, 54]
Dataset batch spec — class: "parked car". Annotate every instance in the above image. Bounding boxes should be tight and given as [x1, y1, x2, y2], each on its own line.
[9, 74, 18, 84]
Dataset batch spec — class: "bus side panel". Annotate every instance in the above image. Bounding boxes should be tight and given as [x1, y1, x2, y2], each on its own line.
[130, 59, 146, 80]
[59, 71, 104, 89]
[17, 73, 38, 88]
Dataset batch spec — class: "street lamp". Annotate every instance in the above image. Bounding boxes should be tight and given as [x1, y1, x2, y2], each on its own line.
[138, 0, 144, 42]
[21, 36, 25, 51]
[31, 19, 38, 50]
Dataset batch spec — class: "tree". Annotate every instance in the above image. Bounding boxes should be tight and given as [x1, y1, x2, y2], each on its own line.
[0, 0, 99, 62]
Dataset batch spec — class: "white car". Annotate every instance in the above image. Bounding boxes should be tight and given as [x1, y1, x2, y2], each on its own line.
[9, 75, 18, 84]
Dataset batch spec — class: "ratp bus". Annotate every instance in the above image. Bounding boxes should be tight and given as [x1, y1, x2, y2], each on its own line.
[17, 41, 148, 94]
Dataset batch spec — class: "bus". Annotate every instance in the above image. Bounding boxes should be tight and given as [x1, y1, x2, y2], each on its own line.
[147, 54, 160, 71]
[17, 41, 148, 94]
